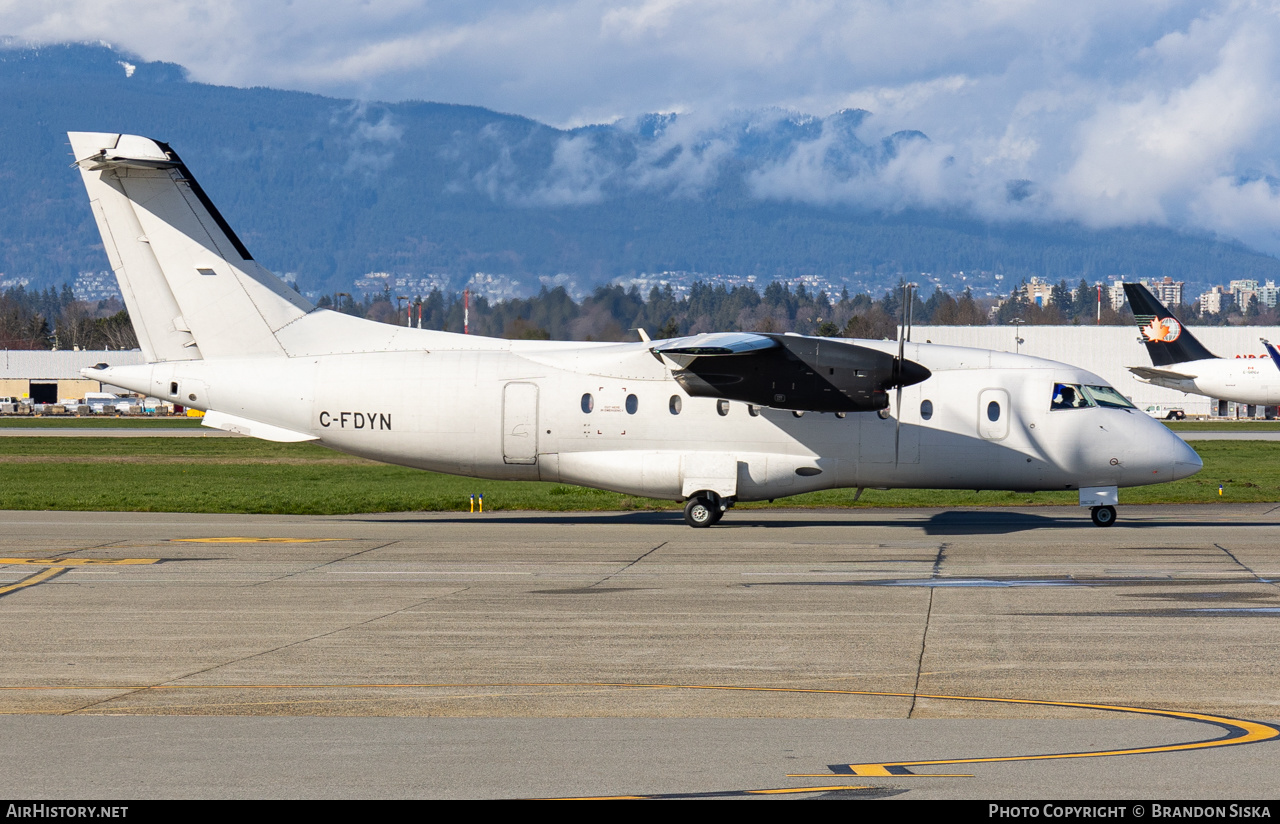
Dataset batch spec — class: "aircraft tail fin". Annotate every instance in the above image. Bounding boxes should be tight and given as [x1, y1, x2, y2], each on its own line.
[68, 132, 313, 362]
[1122, 282, 1216, 367]
[1262, 338, 1280, 373]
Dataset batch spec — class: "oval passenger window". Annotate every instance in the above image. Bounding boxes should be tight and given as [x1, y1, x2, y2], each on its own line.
[581, 393, 594, 414]
[920, 399, 933, 420]
[717, 399, 730, 416]
[625, 394, 638, 415]
[987, 400, 1000, 422]
[669, 395, 682, 415]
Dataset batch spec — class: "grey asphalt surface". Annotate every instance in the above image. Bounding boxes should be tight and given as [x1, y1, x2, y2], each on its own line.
[1, 505, 1278, 800]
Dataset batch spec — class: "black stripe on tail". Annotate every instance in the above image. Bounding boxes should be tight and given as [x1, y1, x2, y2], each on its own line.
[1122, 282, 1217, 366]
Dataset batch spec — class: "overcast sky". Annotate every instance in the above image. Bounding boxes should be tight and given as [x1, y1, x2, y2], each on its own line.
[8, 1, 1280, 254]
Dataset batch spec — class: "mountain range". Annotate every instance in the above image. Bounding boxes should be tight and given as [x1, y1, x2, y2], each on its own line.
[3, 42, 1280, 300]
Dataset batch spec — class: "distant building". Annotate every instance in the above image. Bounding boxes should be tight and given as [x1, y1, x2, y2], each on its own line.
[1140, 276, 1184, 307]
[1025, 277, 1056, 306]
[353, 271, 453, 299]
[72, 270, 123, 302]
[1257, 280, 1278, 309]
[1199, 285, 1228, 315]
[1230, 279, 1259, 311]
[1107, 281, 1127, 311]
[0, 350, 145, 403]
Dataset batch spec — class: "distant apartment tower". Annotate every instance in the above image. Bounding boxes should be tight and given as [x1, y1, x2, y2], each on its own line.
[1257, 280, 1279, 309]
[1230, 279, 1261, 311]
[1199, 285, 1228, 315]
[1025, 276, 1055, 306]
[1107, 281, 1127, 311]
[1140, 276, 1184, 307]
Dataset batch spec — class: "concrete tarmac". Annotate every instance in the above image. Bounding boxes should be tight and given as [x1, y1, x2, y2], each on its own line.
[1, 505, 1279, 799]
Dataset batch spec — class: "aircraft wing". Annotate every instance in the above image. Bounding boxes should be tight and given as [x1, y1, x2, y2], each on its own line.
[1127, 365, 1197, 382]
[653, 332, 781, 366]
[652, 332, 929, 413]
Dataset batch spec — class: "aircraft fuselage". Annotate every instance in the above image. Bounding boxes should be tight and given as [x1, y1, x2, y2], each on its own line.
[96, 328, 1202, 502]
[1133, 357, 1280, 406]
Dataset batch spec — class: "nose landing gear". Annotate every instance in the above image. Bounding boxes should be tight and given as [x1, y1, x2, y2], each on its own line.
[1090, 505, 1117, 527]
[684, 492, 731, 528]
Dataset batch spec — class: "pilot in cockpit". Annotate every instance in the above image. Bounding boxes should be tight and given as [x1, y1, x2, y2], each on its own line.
[1052, 384, 1079, 410]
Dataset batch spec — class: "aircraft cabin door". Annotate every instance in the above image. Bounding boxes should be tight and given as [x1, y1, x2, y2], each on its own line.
[502, 382, 539, 465]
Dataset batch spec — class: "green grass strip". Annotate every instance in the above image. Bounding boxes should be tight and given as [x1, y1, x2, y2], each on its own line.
[0, 417, 203, 428]
[0, 438, 1274, 514]
[1164, 420, 1280, 431]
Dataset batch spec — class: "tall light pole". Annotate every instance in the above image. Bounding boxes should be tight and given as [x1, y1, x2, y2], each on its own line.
[396, 295, 410, 327]
[1012, 317, 1025, 354]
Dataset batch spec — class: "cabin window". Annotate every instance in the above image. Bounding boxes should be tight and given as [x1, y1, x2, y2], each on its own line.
[169, 382, 178, 396]
[581, 393, 594, 414]
[625, 394, 638, 415]
[835, 412, 846, 419]
[669, 395, 682, 415]
[717, 399, 730, 416]
[792, 410, 805, 418]
[920, 399, 933, 420]
[987, 401, 1001, 422]
[748, 404, 761, 417]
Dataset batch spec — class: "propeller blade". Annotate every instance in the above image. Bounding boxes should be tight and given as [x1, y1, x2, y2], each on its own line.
[894, 382, 903, 467]
[895, 282, 909, 466]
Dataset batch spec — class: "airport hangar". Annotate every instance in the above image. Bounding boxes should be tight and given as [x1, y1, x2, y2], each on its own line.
[1, 324, 1277, 416]
[0, 349, 144, 403]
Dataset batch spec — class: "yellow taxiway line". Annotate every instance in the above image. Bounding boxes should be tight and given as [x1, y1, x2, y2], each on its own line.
[0, 566, 69, 596]
[0, 680, 1270, 769]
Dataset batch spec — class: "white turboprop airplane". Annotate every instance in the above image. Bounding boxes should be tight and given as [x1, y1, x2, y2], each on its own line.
[68, 132, 1202, 528]
[1124, 282, 1280, 407]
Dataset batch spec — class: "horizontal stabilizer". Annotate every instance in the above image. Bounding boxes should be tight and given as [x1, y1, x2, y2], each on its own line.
[201, 410, 317, 442]
[1127, 365, 1197, 382]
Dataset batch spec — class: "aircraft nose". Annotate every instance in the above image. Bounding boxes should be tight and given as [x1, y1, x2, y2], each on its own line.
[1128, 414, 1202, 484]
[1170, 434, 1203, 481]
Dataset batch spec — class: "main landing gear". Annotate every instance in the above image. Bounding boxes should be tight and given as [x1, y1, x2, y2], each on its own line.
[684, 493, 731, 528]
[1090, 505, 1117, 527]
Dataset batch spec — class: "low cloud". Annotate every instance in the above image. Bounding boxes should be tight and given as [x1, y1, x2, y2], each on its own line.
[11, 1, 1280, 252]
[331, 101, 403, 177]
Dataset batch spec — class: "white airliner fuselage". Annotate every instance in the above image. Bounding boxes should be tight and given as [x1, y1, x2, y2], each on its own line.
[1130, 358, 1280, 406]
[69, 131, 1202, 527]
[1123, 282, 1280, 408]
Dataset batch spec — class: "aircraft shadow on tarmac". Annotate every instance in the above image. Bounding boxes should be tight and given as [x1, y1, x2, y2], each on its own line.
[348, 509, 1274, 534]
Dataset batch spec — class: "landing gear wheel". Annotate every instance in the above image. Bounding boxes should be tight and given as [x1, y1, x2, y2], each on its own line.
[1090, 505, 1117, 527]
[684, 497, 716, 528]
[708, 505, 724, 525]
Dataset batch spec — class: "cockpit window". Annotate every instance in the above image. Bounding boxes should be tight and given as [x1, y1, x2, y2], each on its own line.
[1051, 383, 1135, 411]
[1081, 384, 1136, 410]
[1051, 383, 1093, 410]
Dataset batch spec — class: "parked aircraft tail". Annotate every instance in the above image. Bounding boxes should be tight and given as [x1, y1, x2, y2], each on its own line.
[68, 132, 313, 362]
[1122, 282, 1217, 367]
[1262, 338, 1280, 372]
